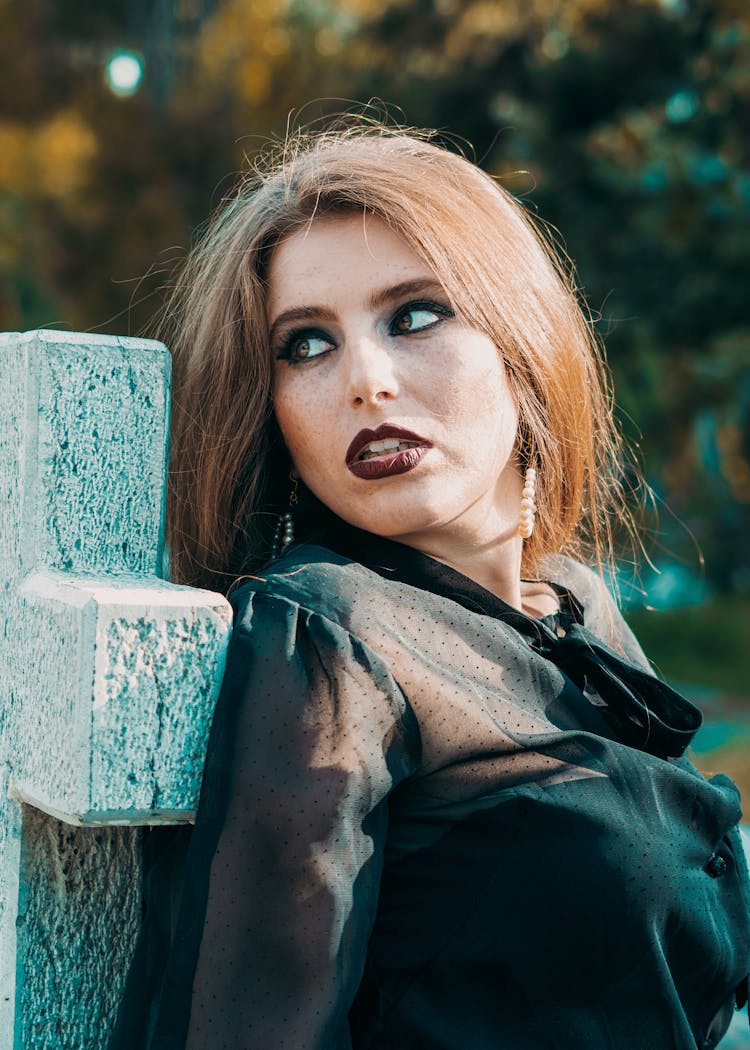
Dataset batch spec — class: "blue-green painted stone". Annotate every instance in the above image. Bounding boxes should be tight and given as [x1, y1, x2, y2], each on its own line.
[0, 331, 232, 1049]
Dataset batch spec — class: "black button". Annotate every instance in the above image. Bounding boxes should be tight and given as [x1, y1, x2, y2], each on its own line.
[706, 853, 727, 878]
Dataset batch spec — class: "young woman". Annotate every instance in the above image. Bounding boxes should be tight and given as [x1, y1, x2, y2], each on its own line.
[110, 122, 750, 1049]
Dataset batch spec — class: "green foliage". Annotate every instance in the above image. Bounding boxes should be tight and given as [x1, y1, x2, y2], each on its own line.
[627, 599, 750, 695]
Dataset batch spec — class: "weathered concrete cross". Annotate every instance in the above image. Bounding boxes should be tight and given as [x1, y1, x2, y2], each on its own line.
[0, 330, 232, 1049]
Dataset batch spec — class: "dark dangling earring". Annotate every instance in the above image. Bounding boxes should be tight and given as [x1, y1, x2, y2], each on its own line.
[271, 473, 298, 560]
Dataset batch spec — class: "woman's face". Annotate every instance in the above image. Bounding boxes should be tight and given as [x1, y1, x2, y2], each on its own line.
[268, 212, 523, 554]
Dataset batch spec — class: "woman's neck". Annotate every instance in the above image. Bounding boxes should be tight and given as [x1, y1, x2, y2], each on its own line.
[397, 527, 557, 618]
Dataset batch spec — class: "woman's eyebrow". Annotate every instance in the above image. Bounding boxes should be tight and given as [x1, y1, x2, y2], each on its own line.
[367, 277, 446, 311]
[268, 278, 446, 342]
[268, 304, 337, 343]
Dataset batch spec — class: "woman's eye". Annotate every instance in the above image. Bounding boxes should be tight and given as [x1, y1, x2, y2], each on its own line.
[277, 331, 335, 363]
[391, 302, 452, 335]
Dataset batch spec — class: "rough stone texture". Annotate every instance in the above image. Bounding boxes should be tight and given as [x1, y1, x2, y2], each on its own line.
[0, 781, 22, 1047]
[2, 328, 170, 579]
[9, 576, 94, 823]
[92, 593, 228, 820]
[15, 808, 141, 1050]
[0, 338, 27, 1012]
[11, 571, 230, 823]
[0, 337, 24, 600]
[0, 332, 25, 1033]
[0, 331, 232, 1048]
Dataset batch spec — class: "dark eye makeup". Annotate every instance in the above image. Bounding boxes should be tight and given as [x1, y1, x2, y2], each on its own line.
[274, 298, 454, 365]
[274, 329, 335, 364]
[389, 300, 454, 335]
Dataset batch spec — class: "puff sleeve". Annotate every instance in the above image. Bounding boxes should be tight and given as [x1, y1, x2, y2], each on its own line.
[148, 588, 420, 1049]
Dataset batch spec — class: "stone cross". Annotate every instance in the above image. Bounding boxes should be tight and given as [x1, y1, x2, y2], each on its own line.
[0, 330, 232, 1049]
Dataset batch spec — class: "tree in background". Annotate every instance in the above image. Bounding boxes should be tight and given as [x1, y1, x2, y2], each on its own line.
[0, 0, 748, 599]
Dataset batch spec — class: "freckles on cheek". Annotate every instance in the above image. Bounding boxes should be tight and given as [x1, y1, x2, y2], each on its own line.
[273, 376, 306, 440]
[435, 362, 508, 422]
[276, 400, 327, 465]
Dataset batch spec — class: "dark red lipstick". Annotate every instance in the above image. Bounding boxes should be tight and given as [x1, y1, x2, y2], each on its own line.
[346, 424, 432, 480]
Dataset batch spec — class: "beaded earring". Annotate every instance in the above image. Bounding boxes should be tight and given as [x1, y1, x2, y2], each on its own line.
[271, 473, 299, 560]
[518, 465, 537, 540]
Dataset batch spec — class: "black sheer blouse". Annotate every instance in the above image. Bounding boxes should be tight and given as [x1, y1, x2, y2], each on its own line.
[110, 524, 750, 1049]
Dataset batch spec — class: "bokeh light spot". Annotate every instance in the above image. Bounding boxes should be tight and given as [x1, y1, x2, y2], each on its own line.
[105, 51, 144, 98]
[541, 30, 569, 61]
[665, 89, 698, 123]
[659, 0, 688, 14]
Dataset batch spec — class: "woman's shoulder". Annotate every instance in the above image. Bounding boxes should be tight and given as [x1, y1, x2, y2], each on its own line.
[540, 553, 611, 609]
[226, 541, 380, 629]
[541, 554, 653, 672]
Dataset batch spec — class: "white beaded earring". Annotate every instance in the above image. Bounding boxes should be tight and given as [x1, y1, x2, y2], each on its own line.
[518, 465, 537, 540]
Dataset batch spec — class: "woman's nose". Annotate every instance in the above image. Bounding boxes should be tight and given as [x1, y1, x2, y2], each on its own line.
[344, 332, 400, 407]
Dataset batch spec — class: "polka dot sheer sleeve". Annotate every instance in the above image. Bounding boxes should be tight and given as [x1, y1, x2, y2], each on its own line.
[147, 589, 420, 1049]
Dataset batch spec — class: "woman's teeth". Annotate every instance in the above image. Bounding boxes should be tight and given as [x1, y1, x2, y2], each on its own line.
[359, 438, 418, 460]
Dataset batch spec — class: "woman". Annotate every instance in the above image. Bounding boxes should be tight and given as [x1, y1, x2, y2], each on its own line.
[110, 121, 750, 1049]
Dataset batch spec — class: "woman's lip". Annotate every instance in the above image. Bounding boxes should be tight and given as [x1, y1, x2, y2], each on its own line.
[346, 425, 430, 464]
[347, 446, 431, 480]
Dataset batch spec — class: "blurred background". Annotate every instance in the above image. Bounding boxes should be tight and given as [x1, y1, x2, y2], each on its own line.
[1, 0, 748, 793]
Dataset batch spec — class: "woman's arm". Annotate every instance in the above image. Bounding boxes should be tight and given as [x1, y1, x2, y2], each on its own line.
[151, 589, 420, 1049]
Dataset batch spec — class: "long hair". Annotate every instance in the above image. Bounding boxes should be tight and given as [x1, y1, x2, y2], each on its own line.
[158, 119, 633, 594]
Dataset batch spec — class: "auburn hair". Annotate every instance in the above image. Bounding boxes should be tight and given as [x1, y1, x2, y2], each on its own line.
[158, 119, 632, 594]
